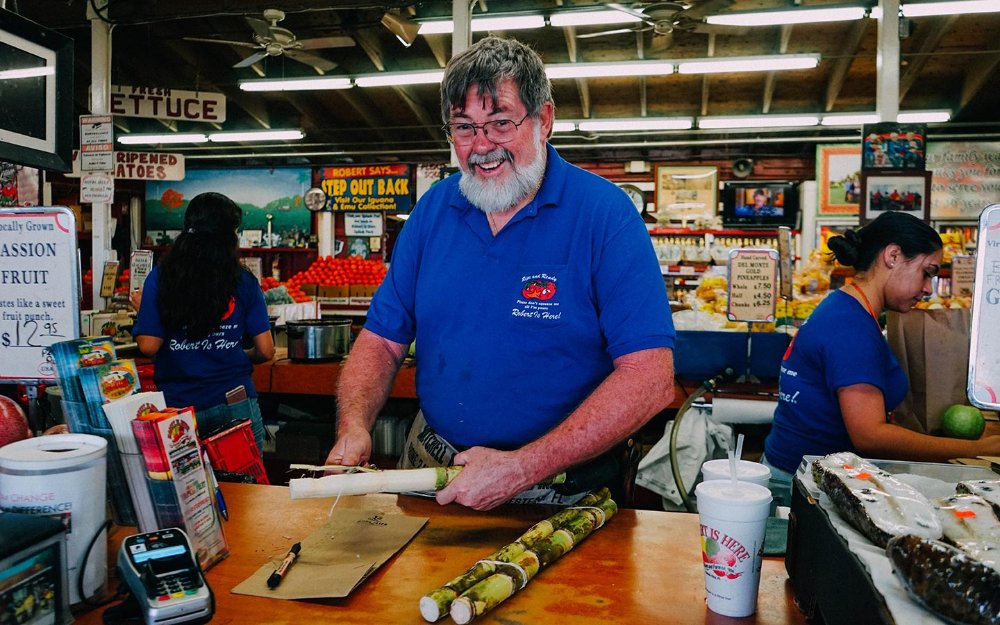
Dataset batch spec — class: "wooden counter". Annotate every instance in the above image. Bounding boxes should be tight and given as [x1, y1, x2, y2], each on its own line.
[73, 483, 805, 625]
[252, 349, 778, 410]
[252, 348, 417, 398]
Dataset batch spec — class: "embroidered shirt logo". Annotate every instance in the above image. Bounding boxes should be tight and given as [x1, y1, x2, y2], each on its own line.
[521, 279, 556, 301]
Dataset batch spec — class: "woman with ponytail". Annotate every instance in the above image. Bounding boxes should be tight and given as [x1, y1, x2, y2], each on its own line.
[131, 192, 274, 456]
[761, 211, 1000, 505]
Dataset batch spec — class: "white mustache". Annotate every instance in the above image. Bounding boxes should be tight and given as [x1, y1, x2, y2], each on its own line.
[467, 148, 510, 168]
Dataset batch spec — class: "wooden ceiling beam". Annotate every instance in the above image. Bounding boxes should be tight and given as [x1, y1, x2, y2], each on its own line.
[762, 25, 793, 114]
[161, 40, 271, 129]
[899, 15, 959, 101]
[561, 26, 591, 119]
[960, 51, 1000, 110]
[354, 28, 437, 139]
[824, 19, 868, 112]
[701, 34, 716, 116]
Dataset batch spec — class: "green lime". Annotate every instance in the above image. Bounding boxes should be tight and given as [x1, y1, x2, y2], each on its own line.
[941, 404, 986, 440]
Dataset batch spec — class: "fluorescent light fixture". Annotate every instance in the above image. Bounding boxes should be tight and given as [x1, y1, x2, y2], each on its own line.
[552, 121, 577, 133]
[578, 118, 693, 132]
[821, 112, 881, 126]
[0, 66, 55, 80]
[678, 54, 820, 74]
[118, 133, 208, 145]
[239, 77, 352, 91]
[546, 61, 675, 79]
[355, 70, 445, 87]
[698, 114, 820, 129]
[706, 5, 867, 26]
[898, 110, 951, 123]
[901, 0, 1000, 17]
[549, 9, 644, 27]
[418, 14, 546, 35]
[208, 129, 305, 142]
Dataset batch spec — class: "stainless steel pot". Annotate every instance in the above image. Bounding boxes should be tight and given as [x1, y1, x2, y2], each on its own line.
[285, 318, 352, 361]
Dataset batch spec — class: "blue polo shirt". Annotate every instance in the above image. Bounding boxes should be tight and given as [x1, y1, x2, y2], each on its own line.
[366, 144, 675, 448]
[133, 266, 271, 411]
[764, 289, 908, 473]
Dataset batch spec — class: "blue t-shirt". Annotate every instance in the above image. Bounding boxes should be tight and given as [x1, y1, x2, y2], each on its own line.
[366, 144, 676, 448]
[133, 266, 271, 411]
[763, 289, 908, 473]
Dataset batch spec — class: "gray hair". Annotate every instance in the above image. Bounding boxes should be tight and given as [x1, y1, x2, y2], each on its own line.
[441, 37, 553, 124]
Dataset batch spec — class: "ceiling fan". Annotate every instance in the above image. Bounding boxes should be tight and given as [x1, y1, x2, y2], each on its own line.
[577, 1, 738, 39]
[184, 8, 355, 73]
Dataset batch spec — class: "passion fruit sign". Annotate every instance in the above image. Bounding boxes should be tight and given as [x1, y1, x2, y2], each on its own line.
[968, 203, 1000, 409]
[0, 207, 80, 381]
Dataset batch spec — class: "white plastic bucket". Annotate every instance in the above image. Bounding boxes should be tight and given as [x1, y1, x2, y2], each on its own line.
[0, 433, 108, 604]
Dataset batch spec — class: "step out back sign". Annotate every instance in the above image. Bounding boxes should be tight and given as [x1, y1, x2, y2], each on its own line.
[0, 207, 80, 381]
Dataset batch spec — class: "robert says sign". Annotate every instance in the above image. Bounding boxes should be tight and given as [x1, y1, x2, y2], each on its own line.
[319, 164, 412, 212]
[110, 85, 226, 123]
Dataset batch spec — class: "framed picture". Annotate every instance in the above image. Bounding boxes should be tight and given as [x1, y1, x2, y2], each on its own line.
[654, 165, 718, 223]
[861, 122, 927, 170]
[816, 144, 861, 215]
[860, 171, 931, 224]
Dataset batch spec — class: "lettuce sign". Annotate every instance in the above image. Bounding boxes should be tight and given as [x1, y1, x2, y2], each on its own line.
[319, 164, 412, 212]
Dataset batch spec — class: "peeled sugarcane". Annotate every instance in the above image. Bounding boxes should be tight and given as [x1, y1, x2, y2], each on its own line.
[288, 466, 567, 500]
[418, 488, 615, 623]
[448, 496, 618, 624]
[289, 466, 464, 499]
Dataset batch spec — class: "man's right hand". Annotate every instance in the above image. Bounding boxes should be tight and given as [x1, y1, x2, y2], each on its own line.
[324, 424, 373, 469]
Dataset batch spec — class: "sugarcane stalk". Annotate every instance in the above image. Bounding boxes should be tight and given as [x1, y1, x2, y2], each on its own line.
[289, 466, 568, 500]
[418, 488, 610, 622]
[448, 496, 618, 625]
[288, 466, 463, 499]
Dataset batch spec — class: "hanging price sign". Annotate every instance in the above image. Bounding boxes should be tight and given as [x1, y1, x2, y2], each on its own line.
[726, 249, 779, 323]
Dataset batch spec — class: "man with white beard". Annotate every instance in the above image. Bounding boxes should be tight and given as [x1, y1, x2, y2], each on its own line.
[324, 37, 676, 510]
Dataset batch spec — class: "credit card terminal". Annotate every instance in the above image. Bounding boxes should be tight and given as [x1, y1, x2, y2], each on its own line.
[117, 528, 214, 625]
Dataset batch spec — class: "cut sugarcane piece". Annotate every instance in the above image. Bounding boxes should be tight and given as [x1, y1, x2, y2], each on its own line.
[289, 466, 568, 500]
[288, 466, 463, 499]
[448, 496, 618, 624]
[418, 487, 612, 622]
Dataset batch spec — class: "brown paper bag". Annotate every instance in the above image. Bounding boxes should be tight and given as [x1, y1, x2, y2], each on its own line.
[886, 308, 971, 434]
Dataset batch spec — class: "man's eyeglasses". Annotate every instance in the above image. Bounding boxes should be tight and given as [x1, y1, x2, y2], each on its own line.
[442, 113, 531, 145]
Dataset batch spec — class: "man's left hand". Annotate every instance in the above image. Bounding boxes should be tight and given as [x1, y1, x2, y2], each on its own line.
[435, 447, 536, 510]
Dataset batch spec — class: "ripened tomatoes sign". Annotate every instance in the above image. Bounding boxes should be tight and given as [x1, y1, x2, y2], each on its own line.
[319, 164, 412, 212]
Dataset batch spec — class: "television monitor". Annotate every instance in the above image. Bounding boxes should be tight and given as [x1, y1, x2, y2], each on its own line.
[0, 9, 74, 172]
[722, 181, 800, 228]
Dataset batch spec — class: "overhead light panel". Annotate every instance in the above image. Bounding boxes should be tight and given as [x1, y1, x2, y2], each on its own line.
[578, 118, 693, 132]
[208, 129, 305, 142]
[118, 133, 208, 145]
[382, 11, 421, 47]
[552, 122, 577, 133]
[698, 114, 820, 129]
[546, 61, 675, 79]
[418, 15, 546, 35]
[821, 112, 882, 126]
[355, 70, 445, 87]
[0, 66, 55, 80]
[901, 0, 1000, 17]
[706, 5, 868, 26]
[678, 54, 820, 74]
[549, 10, 644, 27]
[898, 110, 951, 123]
[240, 77, 352, 91]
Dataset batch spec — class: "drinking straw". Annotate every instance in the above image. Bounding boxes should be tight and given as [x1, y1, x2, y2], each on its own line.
[728, 433, 745, 487]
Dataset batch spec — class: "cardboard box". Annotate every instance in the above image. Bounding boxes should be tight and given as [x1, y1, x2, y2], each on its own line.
[300, 283, 318, 297]
[318, 285, 350, 305]
[349, 284, 378, 306]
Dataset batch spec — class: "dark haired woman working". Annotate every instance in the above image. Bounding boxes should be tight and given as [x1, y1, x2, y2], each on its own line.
[131, 192, 274, 455]
[762, 211, 1000, 504]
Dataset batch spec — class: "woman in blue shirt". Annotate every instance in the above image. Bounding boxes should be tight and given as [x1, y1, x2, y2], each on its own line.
[762, 211, 1000, 505]
[132, 192, 274, 456]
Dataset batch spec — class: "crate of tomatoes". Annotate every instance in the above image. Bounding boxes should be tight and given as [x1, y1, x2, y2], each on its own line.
[285, 256, 388, 305]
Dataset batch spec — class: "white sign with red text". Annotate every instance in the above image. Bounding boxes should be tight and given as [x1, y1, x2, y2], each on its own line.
[69, 150, 185, 181]
[110, 85, 226, 123]
[79, 115, 114, 172]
